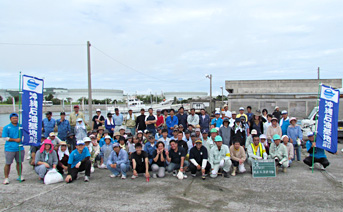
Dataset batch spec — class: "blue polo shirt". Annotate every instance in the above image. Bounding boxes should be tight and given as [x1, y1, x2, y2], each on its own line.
[43, 118, 56, 138]
[211, 118, 223, 128]
[68, 147, 91, 168]
[2, 123, 24, 152]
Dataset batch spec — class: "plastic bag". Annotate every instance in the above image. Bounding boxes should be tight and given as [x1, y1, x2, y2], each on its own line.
[44, 169, 63, 185]
[239, 164, 246, 173]
[177, 170, 184, 180]
[296, 138, 301, 146]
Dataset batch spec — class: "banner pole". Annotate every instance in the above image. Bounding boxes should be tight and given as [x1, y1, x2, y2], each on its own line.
[18, 72, 22, 182]
[312, 83, 321, 173]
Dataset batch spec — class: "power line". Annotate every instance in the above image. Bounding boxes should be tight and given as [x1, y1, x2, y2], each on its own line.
[91, 45, 207, 84]
[0, 42, 84, 46]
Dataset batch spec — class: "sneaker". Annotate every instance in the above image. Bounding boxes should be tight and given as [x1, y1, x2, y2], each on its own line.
[172, 170, 177, 177]
[16, 176, 25, 181]
[3, 178, 9, 185]
[309, 166, 313, 169]
[223, 171, 230, 178]
[202, 174, 206, 180]
[110, 174, 117, 178]
[319, 164, 325, 170]
[152, 174, 157, 179]
[99, 164, 107, 169]
[131, 175, 138, 179]
[84, 176, 89, 182]
[191, 174, 196, 177]
[183, 173, 188, 179]
[121, 175, 126, 179]
[26, 155, 31, 160]
[91, 166, 95, 173]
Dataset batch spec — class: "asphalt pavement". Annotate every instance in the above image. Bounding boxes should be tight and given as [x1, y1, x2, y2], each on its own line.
[0, 141, 342, 212]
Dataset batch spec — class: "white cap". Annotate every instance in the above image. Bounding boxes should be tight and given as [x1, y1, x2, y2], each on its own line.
[259, 134, 267, 139]
[96, 108, 101, 112]
[251, 129, 257, 135]
[281, 135, 289, 141]
[76, 140, 85, 145]
[83, 137, 91, 142]
[119, 126, 126, 130]
[76, 118, 83, 122]
[231, 111, 237, 115]
[215, 111, 220, 115]
[281, 110, 288, 115]
[223, 104, 228, 107]
[105, 135, 111, 139]
[275, 106, 279, 109]
[290, 117, 297, 122]
[239, 107, 244, 111]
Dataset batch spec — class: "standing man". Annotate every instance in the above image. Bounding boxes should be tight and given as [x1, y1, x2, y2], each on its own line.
[125, 109, 136, 136]
[272, 106, 282, 121]
[219, 118, 231, 147]
[209, 136, 231, 178]
[280, 110, 290, 136]
[187, 108, 199, 127]
[156, 109, 164, 129]
[199, 109, 210, 132]
[211, 111, 223, 128]
[2, 113, 25, 184]
[237, 107, 248, 122]
[246, 106, 254, 122]
[189, 139, 211, 179]
[56, 112, 71, 141]
[136, 108, 146, 132]
[176, 107, 188, 130]
[222, 104, 232, 118]
[263, 114, 272, 134]
[69, 105, 85, 133]
[145, 108, 157, 136]
[166, 109, 179, 137]
[42, 111, 56, 138]
[113, 108, 124, 133]
[92, 108, 105, 130]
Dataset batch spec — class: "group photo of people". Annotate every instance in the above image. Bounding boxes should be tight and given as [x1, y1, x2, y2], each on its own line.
[2, 104, 331, 185]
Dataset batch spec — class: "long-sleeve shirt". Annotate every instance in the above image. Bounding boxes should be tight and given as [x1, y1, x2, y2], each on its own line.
[247, 143, 267, 160]
[166, 116, 179, 136]
[287, 125, 303, 145]
[209, 144, 230, 166]
[199, 114, 210, 131]
[211, 118, 223, 128]
[42, 118, 56, 138]
[113, 113, 124, 126]
[124, 114, 136, 128]
[69, 112, 85, 127]
[144, 142, 157, 163]
[176, 113, 188, 129]
[229, 146, 246, 162]
[285, 143, 294, 159]
[266, 125, 282, 140]
[187, 114, 199, 127]
[107, 149, 130, 166]
[56, 119, 71, 140]
[269, 143, 288, 164]
[35, 150, 58, 167]
[280, 117, 290, 135]
[105, 118, 115, 134]
[219, 125, 231, 146]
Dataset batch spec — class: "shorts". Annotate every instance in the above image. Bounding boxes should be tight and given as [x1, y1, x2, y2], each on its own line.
[30, 145, 41, 154]
[5, 150, 25, 165]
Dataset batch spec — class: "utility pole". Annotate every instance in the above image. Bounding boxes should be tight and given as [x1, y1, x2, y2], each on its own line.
[206, 74, 213, 113]
[317, 67, 320, 80]
[87, 41, 93, 129]
[220, 86, 223, 105]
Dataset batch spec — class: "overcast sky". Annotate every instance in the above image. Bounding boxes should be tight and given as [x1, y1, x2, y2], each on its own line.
[0, 0, 342, 96]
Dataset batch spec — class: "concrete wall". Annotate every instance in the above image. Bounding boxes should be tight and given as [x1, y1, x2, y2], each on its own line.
[225, 79, 342, 94]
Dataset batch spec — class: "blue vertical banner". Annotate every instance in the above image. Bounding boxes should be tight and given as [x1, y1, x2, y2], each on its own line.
[22, 75, 44, 146]
[316, 84, 340, 153]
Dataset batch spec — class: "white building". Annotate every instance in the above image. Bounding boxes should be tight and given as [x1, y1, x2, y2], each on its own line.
[164, 92, 208, 100]
[53, 89, 124, 102]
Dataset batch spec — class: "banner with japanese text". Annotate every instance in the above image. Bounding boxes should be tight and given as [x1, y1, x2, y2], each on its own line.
[22, 75, 44, 146]
[316, 84, 340, 153]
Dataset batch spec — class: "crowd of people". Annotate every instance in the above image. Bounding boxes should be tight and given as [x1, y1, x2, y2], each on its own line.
[2, 104, 331, 184]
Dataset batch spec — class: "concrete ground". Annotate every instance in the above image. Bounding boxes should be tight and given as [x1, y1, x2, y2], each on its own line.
[0, 141, 342, 212]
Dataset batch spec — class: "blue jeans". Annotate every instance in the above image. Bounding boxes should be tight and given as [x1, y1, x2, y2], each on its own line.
[166, 161, 189, 173]
[293, 144, 301, 161]
[107, 163, 129, 177]
[127, 127, 136, 136]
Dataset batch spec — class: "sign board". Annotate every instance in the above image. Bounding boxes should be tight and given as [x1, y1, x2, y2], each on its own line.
[252, 159, 276, 178]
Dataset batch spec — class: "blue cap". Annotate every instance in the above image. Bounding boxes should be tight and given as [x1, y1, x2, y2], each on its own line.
[9, 113, 18, 119]
[235, 118, 241, 122]
[202, 129, 208, 134]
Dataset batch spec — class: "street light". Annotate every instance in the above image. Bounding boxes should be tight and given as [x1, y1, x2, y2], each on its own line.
[220, 86, 223, 105]
[205, 74, 212, 114]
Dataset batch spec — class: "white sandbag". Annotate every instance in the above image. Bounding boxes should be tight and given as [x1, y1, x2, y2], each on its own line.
[239, 164, 246, 173]
[177, 170, 184, 180]
[44, 169, 63, 185]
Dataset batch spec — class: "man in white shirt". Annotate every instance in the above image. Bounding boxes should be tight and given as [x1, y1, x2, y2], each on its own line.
[187, 108, 199, 127]
[229, 111, 237, 128]
[223, 105, 232, 118]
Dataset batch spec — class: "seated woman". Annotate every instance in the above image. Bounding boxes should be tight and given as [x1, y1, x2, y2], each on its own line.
[34, 139, 58, 182]
[151, 141, 167, 178]
[57, 141, 69, 175]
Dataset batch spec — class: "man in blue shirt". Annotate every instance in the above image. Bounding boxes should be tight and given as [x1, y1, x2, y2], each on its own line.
[56, 112, 70, 141]
[303, 132, 330, 170]
[246, 106, 254, 122]
[65, 140, 91, 183]
[166, 109, 179, 137]
[144, 135, 157, 164]
[42, 111, 56, 138]
[211, 111, 223, 128]
[2, 113, 25, 185]
[279, 110, 290, 136]
[113, 108, 124, 133]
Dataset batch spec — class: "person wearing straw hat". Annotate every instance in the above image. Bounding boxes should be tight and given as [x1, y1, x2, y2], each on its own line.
[56, 141, 69, 175]
[266, 117, 282, 142]
[287, 117, 303, 161]
[269, 134, 289, 173]
[65, 140, 91, 183]
[303, 132, 330, 170]
[34, 139, 58, 182]
[48, 132, 61, 149]
[223, 104, 232, 119]
[189, 139, 211, 179]
[281, 135, 294, 167]
[209, 135, 231, 178]
[92, 108, 105, 130]
[97, 126, 105, 142]
[2, 113, 25, 184]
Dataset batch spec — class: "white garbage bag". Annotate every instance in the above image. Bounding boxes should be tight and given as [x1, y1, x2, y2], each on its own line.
[239, 164, 246, 173]
[177, 170, 184, 180]
[44, 169, 63, 185]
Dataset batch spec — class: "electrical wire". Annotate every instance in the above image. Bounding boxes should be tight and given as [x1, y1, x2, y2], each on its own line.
[0, 42, 84, 46]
